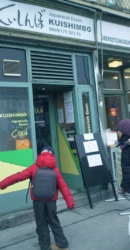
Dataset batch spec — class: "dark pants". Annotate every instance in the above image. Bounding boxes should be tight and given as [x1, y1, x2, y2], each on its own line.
[33, 200, 68, 250]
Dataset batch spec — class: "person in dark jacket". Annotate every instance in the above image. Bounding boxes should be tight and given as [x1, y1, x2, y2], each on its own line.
[0, 146, 75, 250]
[117, 119, 130, 198]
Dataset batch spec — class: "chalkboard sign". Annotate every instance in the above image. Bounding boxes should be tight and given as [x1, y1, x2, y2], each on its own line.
[75, 133, 117, 208]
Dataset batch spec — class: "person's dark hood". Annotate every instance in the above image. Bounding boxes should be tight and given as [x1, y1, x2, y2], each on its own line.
[117, 134, 130, 147]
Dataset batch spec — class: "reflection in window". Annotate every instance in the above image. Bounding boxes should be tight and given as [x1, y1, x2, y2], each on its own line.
[104, 96, 123, 131]
[103, 71, 121, 89]
[0, 87, 31, 151]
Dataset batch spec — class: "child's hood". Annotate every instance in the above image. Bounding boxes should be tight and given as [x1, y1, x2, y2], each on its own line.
[35, 152, 56, 169]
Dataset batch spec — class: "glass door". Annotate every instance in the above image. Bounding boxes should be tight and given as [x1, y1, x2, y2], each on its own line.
[34, 97, 52, 155]
[104, 95, 124, 131]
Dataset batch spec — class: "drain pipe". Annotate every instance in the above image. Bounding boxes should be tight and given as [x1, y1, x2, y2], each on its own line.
[56, 0, 107, 144]
[56, 0, 107, 145]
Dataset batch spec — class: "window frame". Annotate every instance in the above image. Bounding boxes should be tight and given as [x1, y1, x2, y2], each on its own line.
[103, 70, 122, 91]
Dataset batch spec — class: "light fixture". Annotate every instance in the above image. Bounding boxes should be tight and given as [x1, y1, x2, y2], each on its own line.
[113, 76, 118, 80]
[42, 88, 45, 91]
[108, 60, 123, 68]
[125, 76, 130, 79]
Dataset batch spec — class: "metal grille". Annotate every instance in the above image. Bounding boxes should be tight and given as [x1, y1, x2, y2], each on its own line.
[30, 51, 74, 82]
[3, 60, 21, 76]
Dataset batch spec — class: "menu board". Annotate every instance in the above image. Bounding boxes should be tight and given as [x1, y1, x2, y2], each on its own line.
[75, 132, 117, 208]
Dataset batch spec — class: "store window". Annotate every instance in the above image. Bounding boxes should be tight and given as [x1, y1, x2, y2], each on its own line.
[76, 56, 90, 85]
[124, 68, 130, 91]
[104, 96, 123, 131]
[127, 93, 130, 117]
[0, 87, 31, 151]
[103, 71, 121, 90]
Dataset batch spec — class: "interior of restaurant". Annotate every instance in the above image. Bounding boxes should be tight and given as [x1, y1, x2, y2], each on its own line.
[99, 52, 130, 132]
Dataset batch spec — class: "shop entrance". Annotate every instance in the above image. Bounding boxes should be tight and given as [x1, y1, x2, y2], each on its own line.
[32, 83, 97, 190]
[32, 84, 76, 159]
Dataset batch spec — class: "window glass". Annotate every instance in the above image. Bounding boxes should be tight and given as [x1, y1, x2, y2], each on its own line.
[103, 71, 121, 89]
[76, 56, 90, 85]
[34, 98, 51, 155]
[0, 87, 31, 151]
[104, 96, 123, 131]
[124, 68, 130, 91]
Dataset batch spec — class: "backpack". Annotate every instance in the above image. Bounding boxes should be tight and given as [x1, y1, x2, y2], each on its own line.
[26, 166, 57, 203]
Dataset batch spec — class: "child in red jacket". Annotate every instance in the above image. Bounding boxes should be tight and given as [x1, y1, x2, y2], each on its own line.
[0, 146, 75, 250]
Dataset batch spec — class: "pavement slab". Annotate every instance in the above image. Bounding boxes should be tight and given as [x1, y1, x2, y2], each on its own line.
[1, 199, 130, 250]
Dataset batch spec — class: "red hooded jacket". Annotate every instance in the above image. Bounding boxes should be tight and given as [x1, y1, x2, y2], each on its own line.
[0, 152, 75, 209]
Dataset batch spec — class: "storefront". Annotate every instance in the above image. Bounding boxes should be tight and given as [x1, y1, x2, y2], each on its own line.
[0, 0, 100, 214]
[97, 18, 130, 144]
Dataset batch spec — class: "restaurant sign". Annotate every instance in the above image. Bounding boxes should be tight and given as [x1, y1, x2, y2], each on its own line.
[0, 0, 95, 42]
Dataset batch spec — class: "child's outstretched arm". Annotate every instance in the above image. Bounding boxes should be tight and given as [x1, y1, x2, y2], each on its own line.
[57, 169, 75, 209]
[0, 165, 33, 190]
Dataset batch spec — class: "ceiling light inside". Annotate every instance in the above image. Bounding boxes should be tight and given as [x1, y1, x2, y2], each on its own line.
[108, 60, 123, 68]
[125, 76, 130, 79]
[113, 76, 118, 80]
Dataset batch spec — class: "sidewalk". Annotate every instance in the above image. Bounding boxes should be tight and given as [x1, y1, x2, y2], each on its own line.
[0, 188, 112, 230]
[1, 198, 130, 250]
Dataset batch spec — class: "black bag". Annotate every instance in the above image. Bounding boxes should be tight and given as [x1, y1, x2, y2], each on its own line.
[26, 166, 57, 202]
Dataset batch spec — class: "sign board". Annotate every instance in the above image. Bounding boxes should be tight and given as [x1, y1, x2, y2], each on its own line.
[98, 20, 130, 48]
[75, 133, 117, 208]
[0, 0, 95, 42]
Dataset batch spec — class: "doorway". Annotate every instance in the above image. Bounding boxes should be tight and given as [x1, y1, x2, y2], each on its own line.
[32, 84, 75, 159]
[34, 97, 51, 155]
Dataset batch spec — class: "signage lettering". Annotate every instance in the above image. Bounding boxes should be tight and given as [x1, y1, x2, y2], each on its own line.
[0, 0, 94, 42]
[34, 106, 44, 114]
[82, 93, 92, 134]
[0, 112, 27, 118]
[98, 21, 130, 48]
[0, 4, 45, 29]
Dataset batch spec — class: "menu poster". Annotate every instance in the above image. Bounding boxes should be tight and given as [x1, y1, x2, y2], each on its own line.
[83, 140, 99, 154]
[63, 92, 75, 124]
[84, 133, 94, 140]
[87, 154, 103, 167]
